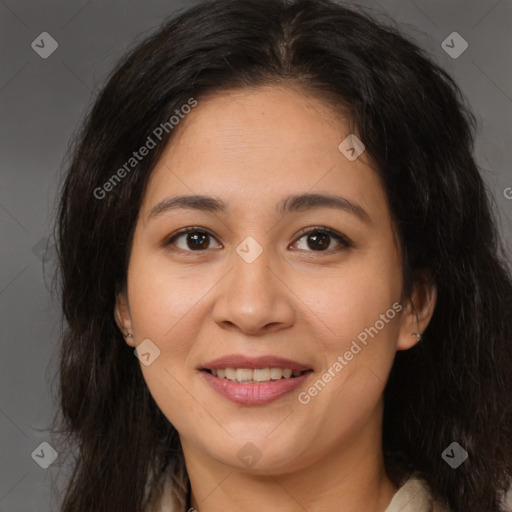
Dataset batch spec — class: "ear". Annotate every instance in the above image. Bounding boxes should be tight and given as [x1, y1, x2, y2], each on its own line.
[114, 291, 135, 347]
[397, 271, 437, 351]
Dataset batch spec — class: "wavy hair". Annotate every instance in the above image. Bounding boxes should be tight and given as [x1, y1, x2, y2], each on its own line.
[52, 0, 512, 510]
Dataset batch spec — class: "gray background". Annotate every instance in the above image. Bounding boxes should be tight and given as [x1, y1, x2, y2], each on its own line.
[1, 0, 511, 510]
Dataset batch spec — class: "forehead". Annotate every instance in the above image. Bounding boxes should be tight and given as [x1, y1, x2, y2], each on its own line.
[140, 85, 388, 221]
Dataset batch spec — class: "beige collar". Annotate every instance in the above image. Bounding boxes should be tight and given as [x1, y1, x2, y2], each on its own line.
[384, 476, 433, 512]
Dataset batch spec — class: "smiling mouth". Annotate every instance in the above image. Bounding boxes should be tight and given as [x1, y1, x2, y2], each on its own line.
[203, 367, 311, 383]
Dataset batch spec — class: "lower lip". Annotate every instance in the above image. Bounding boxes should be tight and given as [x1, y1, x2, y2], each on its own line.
[202, 370, 312, 405]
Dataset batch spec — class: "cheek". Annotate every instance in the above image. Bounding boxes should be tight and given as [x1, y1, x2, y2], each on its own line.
[140, 364, 199, 436]
[298, 267, 401, 437]
[126, 251, 214, 346]
[290, 251, 402, 403]
[125, 251, 219, 426]
[126, 258, 205, 427]
[296, 261, 401, 344]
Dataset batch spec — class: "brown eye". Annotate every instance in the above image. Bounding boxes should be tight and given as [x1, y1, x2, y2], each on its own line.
[184, 232, 210, 250]
[167, 228, 222, 252]
[305, 231, 330, 250]
[293, 227, 352, 252]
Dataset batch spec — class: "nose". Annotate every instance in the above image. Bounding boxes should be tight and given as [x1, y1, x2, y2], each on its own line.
[211, 242, 296, 336]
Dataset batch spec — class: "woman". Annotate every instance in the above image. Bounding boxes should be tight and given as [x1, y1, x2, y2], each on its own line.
[52, 0, 512, 511]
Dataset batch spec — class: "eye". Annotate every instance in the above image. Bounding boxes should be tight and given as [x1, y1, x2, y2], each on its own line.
[292, 227, 352, 253]
[165, 226, 352, 254]
[165, 227, 222, 253]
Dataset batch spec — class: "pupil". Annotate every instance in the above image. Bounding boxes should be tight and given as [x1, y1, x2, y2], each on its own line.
[188, 232, 209, 250]
[308, 232, 329, 250]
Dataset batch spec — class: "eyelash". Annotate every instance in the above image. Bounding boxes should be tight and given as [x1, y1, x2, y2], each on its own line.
[164, 226, 353, 255]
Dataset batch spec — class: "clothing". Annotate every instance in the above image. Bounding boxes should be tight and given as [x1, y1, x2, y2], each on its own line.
[145, 473, 439, 512]
[384, 476, 435, 512]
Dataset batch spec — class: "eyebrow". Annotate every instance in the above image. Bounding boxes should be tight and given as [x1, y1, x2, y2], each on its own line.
[147, 193, 371, 224]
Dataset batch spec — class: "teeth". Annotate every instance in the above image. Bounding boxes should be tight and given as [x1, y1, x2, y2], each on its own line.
[209, 367, 303, 383]
[225, 368, 236, 380]
[236, 368, 253, 382]
[253, 368, 270, 381]
[270, 367, 283, 380]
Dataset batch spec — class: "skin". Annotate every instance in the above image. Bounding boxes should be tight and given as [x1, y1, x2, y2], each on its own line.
[115, 84, 436, 512]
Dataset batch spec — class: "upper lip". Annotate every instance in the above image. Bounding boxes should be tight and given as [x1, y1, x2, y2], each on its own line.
[201, 355, 311, 372]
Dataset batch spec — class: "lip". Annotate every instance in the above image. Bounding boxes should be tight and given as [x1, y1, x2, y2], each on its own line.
[200, 354, 313, 405]
[201, 354, 311, 372]
[202, 370, 312, 405]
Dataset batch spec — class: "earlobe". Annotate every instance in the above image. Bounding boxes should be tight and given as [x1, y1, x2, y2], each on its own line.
[114, 292, 134, 346]
[397, 273, 437, 351]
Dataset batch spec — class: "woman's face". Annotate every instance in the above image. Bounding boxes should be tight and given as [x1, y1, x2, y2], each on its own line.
[116, 85, 430, 474]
